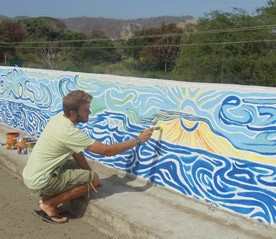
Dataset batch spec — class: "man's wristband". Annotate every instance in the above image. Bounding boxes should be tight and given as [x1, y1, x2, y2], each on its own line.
[134, 137, 141, 145]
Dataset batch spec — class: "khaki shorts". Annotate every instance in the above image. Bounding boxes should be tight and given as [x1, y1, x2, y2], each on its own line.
[30, 160, 95, 198]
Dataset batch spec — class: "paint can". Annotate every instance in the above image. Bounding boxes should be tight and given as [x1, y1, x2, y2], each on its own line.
[26, 139, 37, 152]
[17, 137, 28, 154]
[6, 132, 20, 150]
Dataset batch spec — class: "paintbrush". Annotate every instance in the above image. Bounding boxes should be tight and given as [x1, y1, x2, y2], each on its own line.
[141, 126, 162, 132]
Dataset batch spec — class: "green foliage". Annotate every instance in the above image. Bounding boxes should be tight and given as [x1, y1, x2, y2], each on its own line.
[23, 17, 67, 40]
[79, 36, 121, 64]
[0, 19, 26, 64]
[257, 0, 276, 25]
[173, 4, 276, 86]
[126, 23, 183, 73]
[13, 18, 121, 69]
[0, 3, 274, 87]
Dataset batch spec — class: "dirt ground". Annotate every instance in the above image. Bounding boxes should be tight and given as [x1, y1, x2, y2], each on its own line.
[0, 166, 112, 239]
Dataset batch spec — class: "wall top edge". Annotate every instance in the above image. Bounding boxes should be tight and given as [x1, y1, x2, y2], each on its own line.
[0, 66, 275, 93]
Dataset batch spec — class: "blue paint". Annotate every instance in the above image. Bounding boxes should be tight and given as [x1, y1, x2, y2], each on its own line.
[0, 67, 276, 224]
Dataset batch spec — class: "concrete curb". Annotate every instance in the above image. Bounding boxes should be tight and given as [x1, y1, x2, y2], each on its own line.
[0, 124, 275, 239]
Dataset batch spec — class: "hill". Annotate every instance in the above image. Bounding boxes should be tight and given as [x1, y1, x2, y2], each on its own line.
[63, 16, 196, 39]
[0, 15, 196, 40]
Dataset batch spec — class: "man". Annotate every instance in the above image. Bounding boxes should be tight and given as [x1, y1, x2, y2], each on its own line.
[23, 90, 153, 223]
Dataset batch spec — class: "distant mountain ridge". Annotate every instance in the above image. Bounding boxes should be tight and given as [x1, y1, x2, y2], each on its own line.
[63, 16, 196, 39]
[0, 15, 196, 40]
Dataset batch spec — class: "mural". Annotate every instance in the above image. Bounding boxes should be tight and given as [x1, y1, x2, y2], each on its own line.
[0, 67, 276, 224]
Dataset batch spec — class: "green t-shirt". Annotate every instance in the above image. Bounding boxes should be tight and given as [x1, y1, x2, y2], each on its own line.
[23, 113, 95, 190]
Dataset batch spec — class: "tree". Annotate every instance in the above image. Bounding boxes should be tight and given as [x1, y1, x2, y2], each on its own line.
[173, 4, 276, 86]
[126, 23, 183, 73]
[15, 17, 69, 69]
[79, 33, 121, 65]
[14, 18, 121, 70]
[23, 17, 67, 41]
[0, 19, 26, 64]
[257, 0, 276, 25]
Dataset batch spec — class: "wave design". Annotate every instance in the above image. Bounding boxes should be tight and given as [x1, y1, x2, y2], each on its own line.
[0, 68, 276, 224]
[218, 95, 276, 155]
[0, 100, 56, 137]
[0, 68, 78, 113]
[83, 111, 276, 223]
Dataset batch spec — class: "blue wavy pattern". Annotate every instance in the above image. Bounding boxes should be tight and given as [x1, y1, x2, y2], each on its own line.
[0, 67, 276, 224]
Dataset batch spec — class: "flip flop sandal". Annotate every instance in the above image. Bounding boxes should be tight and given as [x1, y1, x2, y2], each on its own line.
[34, 210, 68, 224]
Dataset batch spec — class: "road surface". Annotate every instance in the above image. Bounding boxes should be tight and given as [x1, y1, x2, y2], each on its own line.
[0, 166, 112, 239]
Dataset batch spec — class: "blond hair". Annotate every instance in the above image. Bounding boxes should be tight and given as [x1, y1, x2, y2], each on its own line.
[63, 90, 93, 117]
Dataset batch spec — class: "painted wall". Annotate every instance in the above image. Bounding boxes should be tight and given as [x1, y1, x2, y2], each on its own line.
[0, 66, 275, 224]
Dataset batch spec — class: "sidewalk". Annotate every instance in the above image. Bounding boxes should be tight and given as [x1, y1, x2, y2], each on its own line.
[0, 166, 112, 239]
[0, 124, 275, 239]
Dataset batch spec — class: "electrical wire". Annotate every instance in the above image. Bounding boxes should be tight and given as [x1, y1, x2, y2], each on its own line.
[0, 24, 275, 45]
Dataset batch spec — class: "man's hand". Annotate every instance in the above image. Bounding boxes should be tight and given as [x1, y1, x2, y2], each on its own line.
[138, 128, 153, 143]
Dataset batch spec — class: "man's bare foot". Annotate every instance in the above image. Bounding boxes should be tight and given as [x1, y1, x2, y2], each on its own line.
[39, 201, 68, 223]
[39, 200, 65, 214]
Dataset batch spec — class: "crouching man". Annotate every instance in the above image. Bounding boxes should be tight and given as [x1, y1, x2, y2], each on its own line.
[23, 90, 153, 223]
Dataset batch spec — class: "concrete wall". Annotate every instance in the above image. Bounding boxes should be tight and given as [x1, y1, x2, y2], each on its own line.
[0, 66, 275, 224]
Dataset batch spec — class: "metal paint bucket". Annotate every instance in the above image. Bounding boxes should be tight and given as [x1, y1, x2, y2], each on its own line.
[17, 137, 28, 154]
[26, 139, 37, 152]
[6, 132, 20, 150]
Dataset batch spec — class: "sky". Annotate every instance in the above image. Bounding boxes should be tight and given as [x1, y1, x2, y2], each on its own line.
[0, 0, 269, 19]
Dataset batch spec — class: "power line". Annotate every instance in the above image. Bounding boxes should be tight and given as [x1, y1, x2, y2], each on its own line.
[0, 24, 275, 45]
[128, 24, 276, 40]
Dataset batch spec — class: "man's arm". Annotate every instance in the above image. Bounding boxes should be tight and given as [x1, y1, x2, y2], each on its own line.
[87, 128, 153, 156]
[72, 151, 92, 170]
